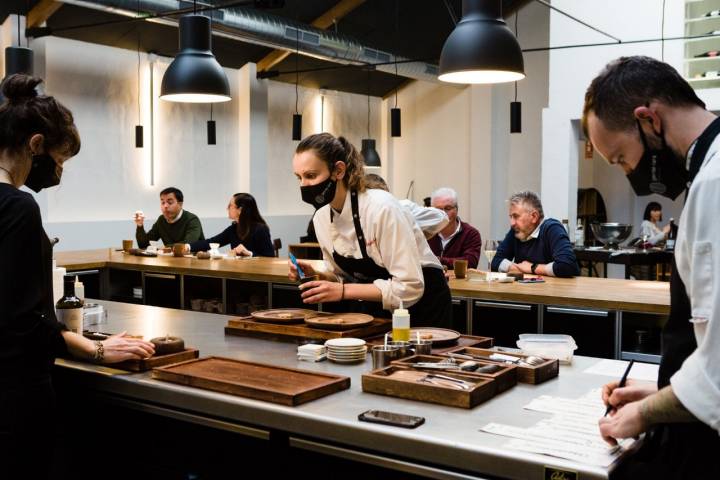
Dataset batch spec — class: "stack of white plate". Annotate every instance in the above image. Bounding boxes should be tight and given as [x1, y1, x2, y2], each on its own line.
[324, 338, 367, 363]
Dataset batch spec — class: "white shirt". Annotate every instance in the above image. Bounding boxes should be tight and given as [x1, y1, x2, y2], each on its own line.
[398, 200, 449, 239]
[313, 189, 443, 311]
[438, 218, 462, 249]
[167, 209, 183, 224]
[670, 134, 720, 433]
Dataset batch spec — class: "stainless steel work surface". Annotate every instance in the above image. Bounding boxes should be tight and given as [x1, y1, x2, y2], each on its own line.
[58, 301, 636, 480]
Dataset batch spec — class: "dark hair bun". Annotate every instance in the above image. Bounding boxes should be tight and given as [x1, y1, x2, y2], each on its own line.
[2, 74, 41, 103]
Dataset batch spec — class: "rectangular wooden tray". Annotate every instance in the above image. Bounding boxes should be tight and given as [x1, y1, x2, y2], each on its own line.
[224, 316, 391, 342]
[152, 356, 350, 406]
[391, 354, 517, 393]
[362, 365, 496, 409]
[114, 348, 200, 372]
[441, 347, 559, 384]
[366, 334, 493, 354]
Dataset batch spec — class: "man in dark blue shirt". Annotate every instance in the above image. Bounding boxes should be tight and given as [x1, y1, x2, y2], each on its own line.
[491, 191, 579, 278]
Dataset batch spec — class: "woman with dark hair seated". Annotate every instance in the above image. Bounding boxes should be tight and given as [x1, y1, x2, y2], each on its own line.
[186, 193, 274, 257]
[640, 201, 671, 246]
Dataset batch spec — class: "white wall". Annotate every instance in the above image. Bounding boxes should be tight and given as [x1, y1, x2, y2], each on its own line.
[2, 32, 383, 253]
[542, 0, 687, 233]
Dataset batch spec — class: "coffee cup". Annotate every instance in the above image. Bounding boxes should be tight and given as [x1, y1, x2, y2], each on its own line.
[172, 243, 186, 257]
[299, 274, 320, 285]
[454, 259, 469, 279]
[371, 345, 400, 369]
[122, 239, 133, 252]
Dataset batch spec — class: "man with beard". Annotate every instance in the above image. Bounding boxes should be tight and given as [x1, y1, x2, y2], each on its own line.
[584, 56, 720, 479]
[491, 190, 579, 277]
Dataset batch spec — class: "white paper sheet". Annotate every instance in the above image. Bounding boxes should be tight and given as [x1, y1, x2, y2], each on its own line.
[583, 359, 659, 382]
[480, 388, 634, 467]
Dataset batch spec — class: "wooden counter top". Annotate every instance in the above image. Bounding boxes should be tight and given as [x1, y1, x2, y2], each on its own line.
[56, 249, 670, 314]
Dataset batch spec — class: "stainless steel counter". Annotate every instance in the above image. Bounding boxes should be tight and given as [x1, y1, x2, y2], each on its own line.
[57, 301, 633, 480]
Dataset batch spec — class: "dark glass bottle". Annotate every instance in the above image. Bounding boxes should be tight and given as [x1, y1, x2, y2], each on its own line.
[56, 275, 84, 334]
[665, 219, 677, 252]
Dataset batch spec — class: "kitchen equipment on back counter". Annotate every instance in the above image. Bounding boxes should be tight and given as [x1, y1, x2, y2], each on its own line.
[590, 222, 633, 250]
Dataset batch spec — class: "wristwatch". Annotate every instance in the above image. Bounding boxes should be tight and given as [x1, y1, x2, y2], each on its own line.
[531, 263, 538, 274]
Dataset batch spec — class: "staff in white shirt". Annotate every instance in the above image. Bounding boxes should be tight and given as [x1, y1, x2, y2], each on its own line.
[288, 133, 452, 327]
[584, 55, 720, 478]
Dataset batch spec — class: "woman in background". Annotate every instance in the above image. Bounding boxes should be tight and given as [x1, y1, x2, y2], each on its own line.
[186, 192, 274, 257]
[640, 201, 671, 246]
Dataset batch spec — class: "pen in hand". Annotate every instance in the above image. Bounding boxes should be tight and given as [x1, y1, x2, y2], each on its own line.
[288, 253, 305, 279]
[604, 360, 634, 417]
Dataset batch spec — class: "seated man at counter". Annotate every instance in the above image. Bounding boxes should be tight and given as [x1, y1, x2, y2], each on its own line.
[492, 191, 579, 277]
[427, 187, 482, 269]
[134, 187, 205, 248]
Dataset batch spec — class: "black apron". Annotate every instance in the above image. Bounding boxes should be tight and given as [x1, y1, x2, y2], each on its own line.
[612, 117, 720, 479]
[326, 190, 452, 328]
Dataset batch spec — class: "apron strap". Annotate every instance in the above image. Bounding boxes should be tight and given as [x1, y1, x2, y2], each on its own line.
[689, 116, 720, 185]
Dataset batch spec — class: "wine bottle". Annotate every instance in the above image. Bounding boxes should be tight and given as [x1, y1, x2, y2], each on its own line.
[694, 50, 720, 58]
[56, 275, 84, 334]
[665, 219, 677, 252]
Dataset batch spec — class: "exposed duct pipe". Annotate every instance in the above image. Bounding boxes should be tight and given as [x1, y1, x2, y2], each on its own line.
[60, 0, 440, 82]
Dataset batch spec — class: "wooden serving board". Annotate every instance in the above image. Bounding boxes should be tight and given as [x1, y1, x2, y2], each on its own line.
[152, 356, 350, 406]
[114, 348, 199, 372]
[442, 347, 559, 384]
[366, 334, 493, 354]
[362, 365, 495, 409]
[225, 316, 391, 341]
[391, 354, 517, 393]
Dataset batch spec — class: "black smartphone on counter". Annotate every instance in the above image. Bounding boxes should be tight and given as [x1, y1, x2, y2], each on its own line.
[358, 410, 425, 428]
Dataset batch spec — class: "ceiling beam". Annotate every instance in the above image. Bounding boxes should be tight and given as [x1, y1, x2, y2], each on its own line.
[27, 0, 63, 29]
[256, 0, 366, 73]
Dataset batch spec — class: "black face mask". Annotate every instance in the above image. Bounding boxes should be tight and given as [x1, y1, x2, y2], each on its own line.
[300, 175, 337, 209]
[25, 153, 62, 193]
[626, 120, 688, 200]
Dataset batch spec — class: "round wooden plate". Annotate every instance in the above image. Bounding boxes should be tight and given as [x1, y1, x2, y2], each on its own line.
[394, 328, 461, 346]
[250, 309, 318, 324]
[305, 313, 375, 331]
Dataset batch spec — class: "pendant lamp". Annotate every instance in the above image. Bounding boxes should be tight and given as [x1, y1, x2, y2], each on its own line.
[438, 0, 524, 84]
[160, 15, 231, 103]
[5, 15, 32, 78]
[361, 73, 381, 167]
[207, 104, 216, 144]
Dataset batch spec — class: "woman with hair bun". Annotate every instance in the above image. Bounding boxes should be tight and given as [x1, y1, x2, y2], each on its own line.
[0, 74, 155, 478]
[288, 133, 452, 327]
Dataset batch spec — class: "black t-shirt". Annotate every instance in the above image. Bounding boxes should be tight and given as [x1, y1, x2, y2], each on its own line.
[0, 183, 67, 385]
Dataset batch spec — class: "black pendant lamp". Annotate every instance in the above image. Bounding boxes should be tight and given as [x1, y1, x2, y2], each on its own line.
[160, 14, 231, 103]
[361, 72, 381, 166]
[207, 104, 216, 144]
[135, 6, 143, 148]
[438, 0, 524, 84]
[390, 3, 401, 137]
[509, 12, 521, 133]
[5, 15, 32, 78]
[291, 18, 302, 140]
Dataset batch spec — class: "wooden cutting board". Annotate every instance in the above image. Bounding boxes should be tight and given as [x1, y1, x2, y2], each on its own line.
[152, 356, 350, 406]
[225, 316, 391, 341]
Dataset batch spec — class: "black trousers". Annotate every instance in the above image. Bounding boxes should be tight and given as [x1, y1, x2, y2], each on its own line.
[0, 375, 57, 479]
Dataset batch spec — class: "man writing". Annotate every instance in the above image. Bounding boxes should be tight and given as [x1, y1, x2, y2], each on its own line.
[134, 187, 205, 248]
[584, 56, 719, 478]
[491, 191, 578, 277]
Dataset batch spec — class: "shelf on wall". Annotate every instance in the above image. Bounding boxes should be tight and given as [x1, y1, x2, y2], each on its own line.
[687, 76, 720, 88]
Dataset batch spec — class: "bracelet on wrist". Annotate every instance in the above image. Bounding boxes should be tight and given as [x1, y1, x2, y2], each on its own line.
[93, 340, 105, 363]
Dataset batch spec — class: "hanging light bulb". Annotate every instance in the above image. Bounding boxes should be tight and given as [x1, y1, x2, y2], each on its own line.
[160, 13, 231, 103]
[438, 0, 524, 84]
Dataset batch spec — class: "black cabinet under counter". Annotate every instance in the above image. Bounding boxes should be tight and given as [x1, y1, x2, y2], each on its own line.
[542, 306, 615, 359]
[472, 300, 538, 348]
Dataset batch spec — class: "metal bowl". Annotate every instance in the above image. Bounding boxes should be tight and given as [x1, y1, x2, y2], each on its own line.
[590, 223, 633, 249]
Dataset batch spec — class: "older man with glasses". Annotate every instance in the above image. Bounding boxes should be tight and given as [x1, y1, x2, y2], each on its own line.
[427, 187, 482, 270]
